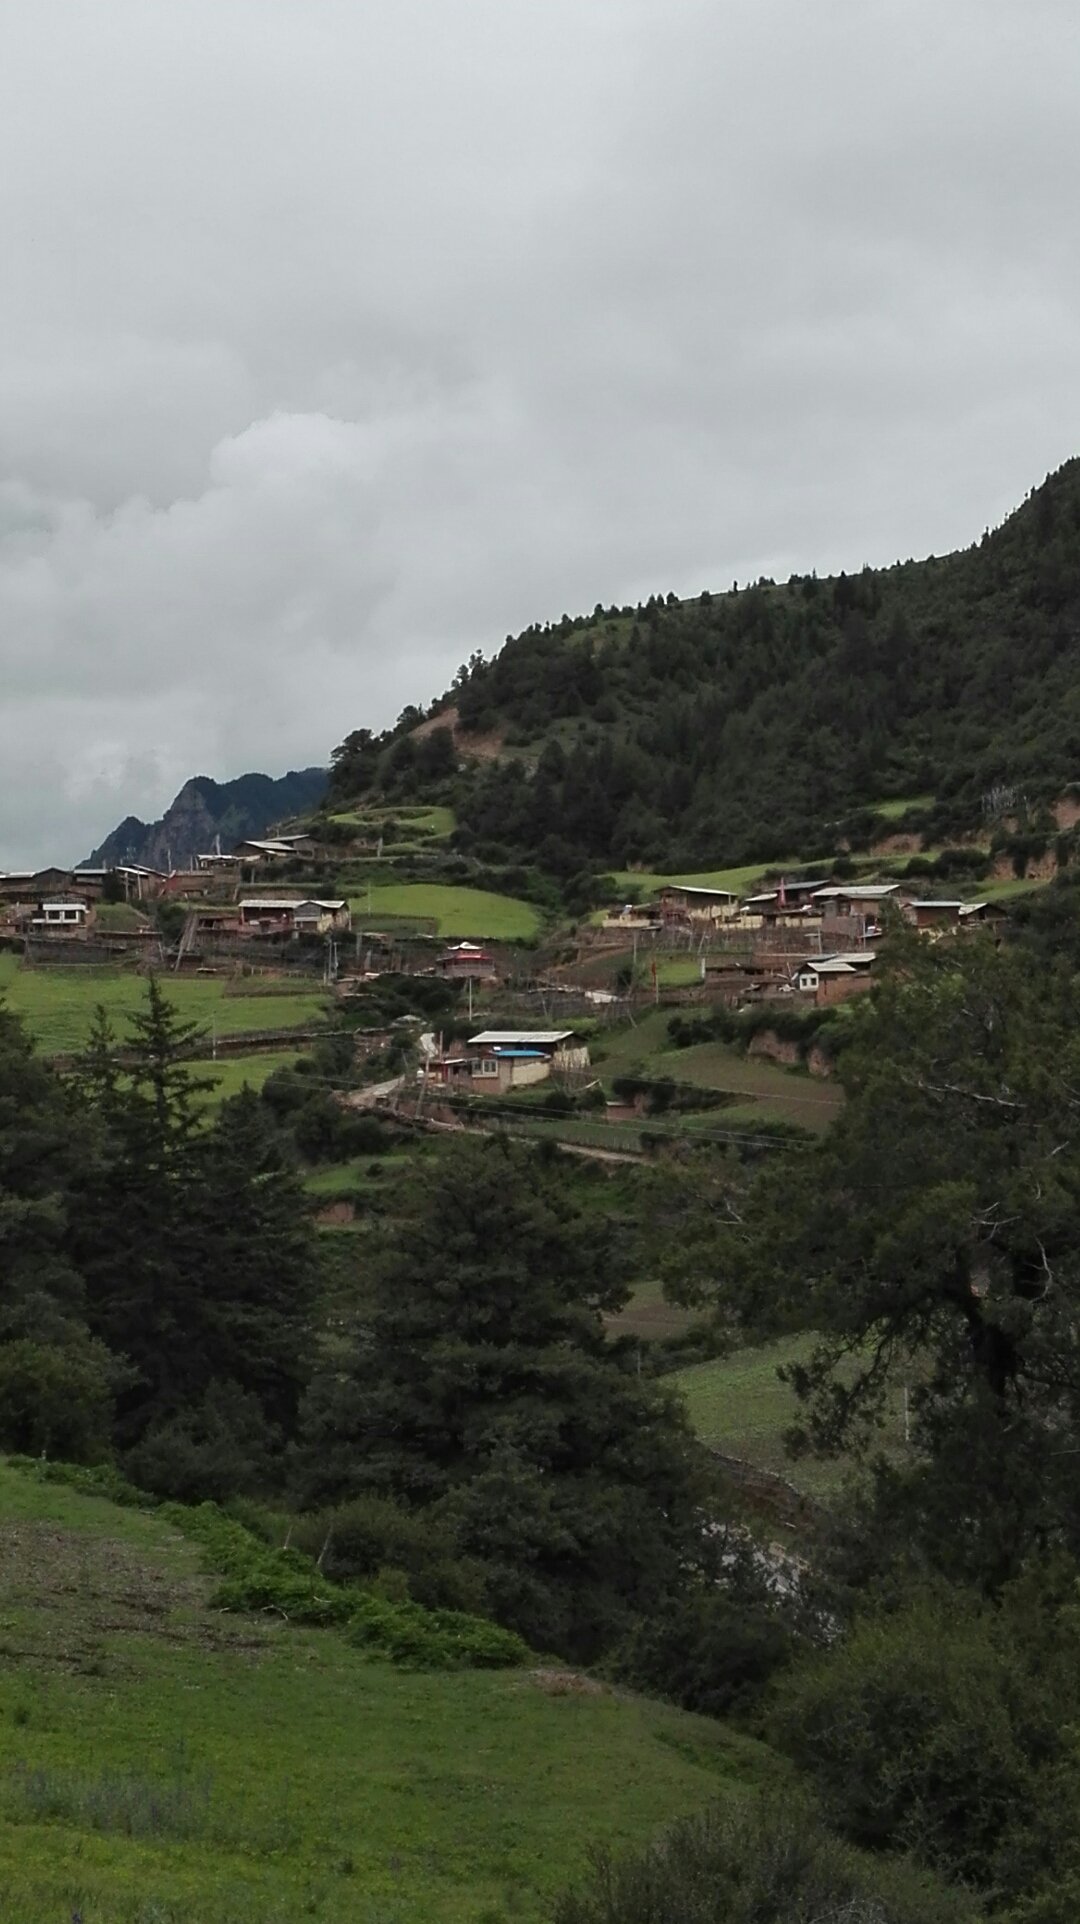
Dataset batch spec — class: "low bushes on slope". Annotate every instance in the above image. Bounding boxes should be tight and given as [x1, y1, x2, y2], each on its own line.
[554, 1797, 978, 1924]
[8, 1458, 526, 1672]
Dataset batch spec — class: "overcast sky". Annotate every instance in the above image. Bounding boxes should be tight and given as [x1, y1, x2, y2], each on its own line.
[2, 0, 1079, 864]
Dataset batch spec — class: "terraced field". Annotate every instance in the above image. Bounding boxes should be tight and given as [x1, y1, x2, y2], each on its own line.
[351, 881, 541, 939]
[0, 955, 329, 1056]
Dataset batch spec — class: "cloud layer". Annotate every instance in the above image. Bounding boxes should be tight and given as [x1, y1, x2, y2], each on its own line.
[2, 0, 1079, 862]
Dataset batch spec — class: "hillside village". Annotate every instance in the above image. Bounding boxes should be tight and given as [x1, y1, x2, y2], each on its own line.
[6, 479, 1080, 1924]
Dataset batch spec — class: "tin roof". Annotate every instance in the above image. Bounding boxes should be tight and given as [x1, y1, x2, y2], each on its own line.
[468, 1030, 574, 1046]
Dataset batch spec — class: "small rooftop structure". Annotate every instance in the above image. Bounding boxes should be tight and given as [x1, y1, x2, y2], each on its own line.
[468, 1030, 575, 1048]
[812, 883, 900, 902]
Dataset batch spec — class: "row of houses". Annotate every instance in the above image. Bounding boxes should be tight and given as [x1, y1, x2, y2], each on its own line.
[608, 879, 1003, 941]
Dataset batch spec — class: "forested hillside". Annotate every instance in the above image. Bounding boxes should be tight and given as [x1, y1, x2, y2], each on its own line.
[329, 459, 1080, 871]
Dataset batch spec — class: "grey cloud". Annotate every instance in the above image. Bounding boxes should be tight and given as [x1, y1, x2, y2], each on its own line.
[1, 0, 1079, 864]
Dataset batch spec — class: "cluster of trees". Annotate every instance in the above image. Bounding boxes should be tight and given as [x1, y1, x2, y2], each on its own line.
[1, 982, 316, 1490]
[328, 459, 1080, 875]
[0, 984, 745, 1670]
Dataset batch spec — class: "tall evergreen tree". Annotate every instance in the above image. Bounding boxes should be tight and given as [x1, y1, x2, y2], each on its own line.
[296, 1138, 715, 1656]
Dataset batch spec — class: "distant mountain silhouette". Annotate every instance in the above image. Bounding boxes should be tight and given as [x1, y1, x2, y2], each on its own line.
[85, 768, 326, 870]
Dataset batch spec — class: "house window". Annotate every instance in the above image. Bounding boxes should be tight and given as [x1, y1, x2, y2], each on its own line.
[474, 1058, 499, 1077]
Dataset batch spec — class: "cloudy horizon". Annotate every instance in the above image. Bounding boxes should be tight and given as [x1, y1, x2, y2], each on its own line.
[2, 0, 1079, 865]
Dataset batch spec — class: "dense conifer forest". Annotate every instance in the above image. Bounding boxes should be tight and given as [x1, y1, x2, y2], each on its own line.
[329, 460, 1080, 871]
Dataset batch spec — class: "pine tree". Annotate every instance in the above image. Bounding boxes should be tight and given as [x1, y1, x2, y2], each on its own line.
[296, 1138, 713, 1656]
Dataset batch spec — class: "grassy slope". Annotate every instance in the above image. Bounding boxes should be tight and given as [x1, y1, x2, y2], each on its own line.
[0, 1462, 773, 1924]
[351, 882, 541, 939]
[196, 1049, 307, 1106]
[609, 863, 783, 896]
[594, 1010, 843, 1134]
[0, 955, 329, 1055]
[673, 1336, 910, 1499]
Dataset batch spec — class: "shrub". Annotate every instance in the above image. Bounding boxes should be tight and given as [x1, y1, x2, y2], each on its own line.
[553, 1797, 978, 1924]
[772, 1587, 1078, 1896]
[292, 1494, 491, 1615]
[613, 1589, 792, 1719]
[0, 1338, 116, 1462]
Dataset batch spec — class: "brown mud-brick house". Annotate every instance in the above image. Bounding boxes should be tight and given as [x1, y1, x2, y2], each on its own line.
[792, 951, 875, 1007]
[903, 899, 1006, 936]
[811, 882, 900, 940]
[659, 884, 742, 928]
[903, 898, 964, 934]
[293, 899, 351, 935]
[237, 897, 305, 933]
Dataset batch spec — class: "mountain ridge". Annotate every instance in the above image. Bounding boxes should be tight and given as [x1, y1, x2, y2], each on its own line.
[85, 766, 327, 871]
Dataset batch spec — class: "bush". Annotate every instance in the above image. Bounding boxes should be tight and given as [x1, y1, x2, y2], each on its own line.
[553, 1797, 979, 1924]
[772, 1587, 1077, 1896]
[292, 1494, 490, 1615]
[614, 1588, 792, 1720]
[124, 1382, 281, 1503]
[0, 1338, 116, 1462]
[164, 1501, 525, 1669]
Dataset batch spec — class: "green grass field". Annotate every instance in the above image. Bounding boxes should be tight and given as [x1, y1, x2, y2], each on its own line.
[870, 795, 935, 821]
[609, 863, 783, 897]
[0, 956, 329, 1056]
[351, 882, 541, 940]
[674, 1336, 910, 1498]
[594, 1011, 842, 1134]
[196, 1049, 307, 1106]
[329, 804, 456, 838]
[979, 874, 1052, 902]
[0, 1460, 773, 1923]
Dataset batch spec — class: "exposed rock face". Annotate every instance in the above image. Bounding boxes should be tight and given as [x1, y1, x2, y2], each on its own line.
[84, 768, 327, 870]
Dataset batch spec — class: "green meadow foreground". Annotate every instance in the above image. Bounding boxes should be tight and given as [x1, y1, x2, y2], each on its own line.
[0, 1463, 772, 1924]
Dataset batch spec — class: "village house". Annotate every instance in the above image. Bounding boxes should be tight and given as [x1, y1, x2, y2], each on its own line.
[739, 889, 824, 931]
[601, 901, 663, 932]
[959, 901, 1006, 930]
[902, 898, 1006, 936]
[0, 866, 81, 905]
[659, 884, 742, 928]
[292, 899, 351, 935]
[30, 898, 91, 933]
[232, 833, 316, 865]
[902, 898, 965, 934]
[425, 1029, 590, 1096]
[437, 941, 499, 981]
[811, 883, 900, 928]
[236, 897, 306, 932]
[194, 850, 244, 873]
[792, 951, 875, 1007]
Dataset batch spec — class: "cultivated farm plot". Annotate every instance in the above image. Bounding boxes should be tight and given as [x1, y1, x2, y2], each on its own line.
[0, 1460, 773, 1924]
[351, 881, 541, 940]
[0, 955, 329, 1056]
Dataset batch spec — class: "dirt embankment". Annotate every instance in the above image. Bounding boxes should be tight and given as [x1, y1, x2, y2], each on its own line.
[747, 1031, 834, 1079]
[411, 704, 507, 763]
